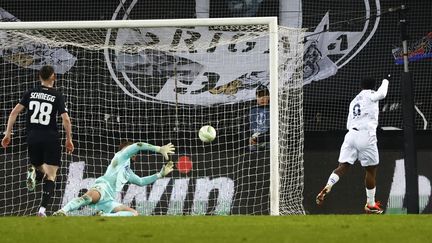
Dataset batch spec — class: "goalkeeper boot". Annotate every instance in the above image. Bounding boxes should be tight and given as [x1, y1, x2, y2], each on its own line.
[316, 185, 331, 205]
[93, 211, 104, 216]
[36, 212, 47, 217]
[26, 165, 36, 192]
[364, 201, 383, 214]
[52, 210, 67, 217]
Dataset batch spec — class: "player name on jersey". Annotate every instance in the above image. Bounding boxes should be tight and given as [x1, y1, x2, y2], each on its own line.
[30, 92, 56, 102]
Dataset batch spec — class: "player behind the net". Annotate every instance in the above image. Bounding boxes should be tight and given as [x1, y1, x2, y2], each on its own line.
[53, 141, 175, 216]
[316, 75, 389, 214]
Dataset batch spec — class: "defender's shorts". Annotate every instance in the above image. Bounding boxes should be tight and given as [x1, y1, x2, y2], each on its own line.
[28, 139, 61, 167]
[338, 129, 379, 167]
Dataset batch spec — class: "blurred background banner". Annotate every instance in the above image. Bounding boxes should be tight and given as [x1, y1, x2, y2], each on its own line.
[1, 0, 430, 130]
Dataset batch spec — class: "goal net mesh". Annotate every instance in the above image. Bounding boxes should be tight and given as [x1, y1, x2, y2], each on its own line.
[0, 21, 304, 215]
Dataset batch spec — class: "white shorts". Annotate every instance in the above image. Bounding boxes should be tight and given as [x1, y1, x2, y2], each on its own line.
[338, 129, 379, 167]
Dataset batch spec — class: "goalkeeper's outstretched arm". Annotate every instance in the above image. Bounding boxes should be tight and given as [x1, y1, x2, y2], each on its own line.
[128, 161, 174, 186]
[116, 142, 175, 162]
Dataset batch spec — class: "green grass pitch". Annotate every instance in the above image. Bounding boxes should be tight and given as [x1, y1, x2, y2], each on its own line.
[1, 215, 431, 243]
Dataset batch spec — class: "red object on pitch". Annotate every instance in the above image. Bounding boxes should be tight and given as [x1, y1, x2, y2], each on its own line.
[176, 156, 193, 174]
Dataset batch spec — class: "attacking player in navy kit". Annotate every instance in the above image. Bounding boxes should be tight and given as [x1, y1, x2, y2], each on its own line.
[2, 65, 74, 217]
[316, 76, 389, 214]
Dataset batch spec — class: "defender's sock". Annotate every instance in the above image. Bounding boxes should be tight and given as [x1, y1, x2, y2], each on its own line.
[41, 179, 55, 208]
[366, 187, 376, 207]
[326, 173, 340, 188]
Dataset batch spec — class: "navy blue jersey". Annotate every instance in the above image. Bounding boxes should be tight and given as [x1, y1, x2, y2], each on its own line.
[249, 106, 270, 135]
[249, 105, 270, 150]
[19, 85, 67, 134]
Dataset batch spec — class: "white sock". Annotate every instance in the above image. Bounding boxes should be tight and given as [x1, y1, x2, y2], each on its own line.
[326, 173, 340, 188]
[366, 187, 376, 206]
[38, 206, 46, 214]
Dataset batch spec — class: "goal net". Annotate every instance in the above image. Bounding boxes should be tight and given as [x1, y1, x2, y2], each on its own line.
[0, 18, 304, 216]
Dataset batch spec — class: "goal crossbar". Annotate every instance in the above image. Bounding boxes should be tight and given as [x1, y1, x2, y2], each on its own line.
[0, 17, 278, 30]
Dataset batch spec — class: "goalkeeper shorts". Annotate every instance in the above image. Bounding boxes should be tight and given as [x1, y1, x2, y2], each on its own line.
[90, 199, 122, 214]
[89, 182, 121, 213]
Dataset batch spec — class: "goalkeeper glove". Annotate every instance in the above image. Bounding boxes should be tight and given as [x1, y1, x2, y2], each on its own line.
[158, 161, 174, 178]
[156, 143, 175, 160]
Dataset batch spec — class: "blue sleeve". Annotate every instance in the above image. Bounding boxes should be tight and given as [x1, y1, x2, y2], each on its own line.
[128, 170, 160, 186]
[116, 142, 159, 162]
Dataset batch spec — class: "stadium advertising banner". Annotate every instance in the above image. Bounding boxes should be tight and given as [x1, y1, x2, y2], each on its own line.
[0, 8, 77, 74]
[111, 27, 272, 105]
[0, 150, 270, 216]
[2, 139, 431, 215]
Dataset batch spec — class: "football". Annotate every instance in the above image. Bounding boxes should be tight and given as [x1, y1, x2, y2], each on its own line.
[198, 125, 216, 143]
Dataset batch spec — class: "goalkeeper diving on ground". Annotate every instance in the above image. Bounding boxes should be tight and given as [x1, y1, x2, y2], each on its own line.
[53, 141, 175, 216]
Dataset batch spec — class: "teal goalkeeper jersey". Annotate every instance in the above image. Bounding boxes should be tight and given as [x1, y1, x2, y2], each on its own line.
[94, 142, 161, 199]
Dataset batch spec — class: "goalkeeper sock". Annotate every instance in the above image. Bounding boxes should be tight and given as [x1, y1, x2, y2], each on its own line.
[62, 195, 92, 212]
[101, 211, 135, 217]
[40, 179, 55, 208]
[366, 187, 376, 207]
[326, 173, 339, 188]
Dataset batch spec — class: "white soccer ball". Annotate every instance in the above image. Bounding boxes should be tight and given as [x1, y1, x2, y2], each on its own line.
[198, 125, 216, 143]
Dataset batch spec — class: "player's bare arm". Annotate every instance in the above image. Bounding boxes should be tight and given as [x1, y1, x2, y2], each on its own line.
[61, 112, 74, 154]
[1, 104, 25, 148]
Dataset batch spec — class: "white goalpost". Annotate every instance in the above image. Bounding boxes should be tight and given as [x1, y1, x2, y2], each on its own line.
[0, 17, 304, 215]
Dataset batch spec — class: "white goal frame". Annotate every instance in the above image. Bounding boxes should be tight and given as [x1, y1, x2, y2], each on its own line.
[0, 17, 281, 215]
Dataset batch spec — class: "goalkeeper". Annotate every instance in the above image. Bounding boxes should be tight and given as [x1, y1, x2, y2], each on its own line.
[53, 141, 175, 216]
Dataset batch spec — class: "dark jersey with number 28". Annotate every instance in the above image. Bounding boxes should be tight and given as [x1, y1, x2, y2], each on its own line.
[19, 85, 68, 134]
